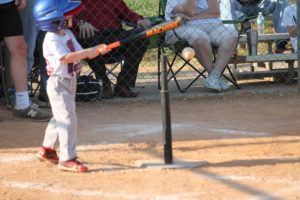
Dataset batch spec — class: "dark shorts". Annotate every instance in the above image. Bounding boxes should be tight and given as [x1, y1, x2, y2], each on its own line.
[0, 2, 23, 38]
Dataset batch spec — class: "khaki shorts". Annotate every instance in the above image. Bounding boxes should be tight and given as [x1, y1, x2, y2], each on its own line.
[166, 23, 238, 47]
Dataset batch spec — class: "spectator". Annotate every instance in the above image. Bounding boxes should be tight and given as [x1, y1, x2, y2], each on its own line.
[220, 0, 292, 53]
[19, 0, 38, 74]
[0, 0, 51, 121]
[281, 3, 297, 52]
[19, 0, 49, 103]
[34, 0, 110, 172]
[165, 0, 238, 92]
[76, 0, 152, 99]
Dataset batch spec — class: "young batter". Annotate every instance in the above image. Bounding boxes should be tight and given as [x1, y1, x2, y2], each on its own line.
[34, 0, 110, 172]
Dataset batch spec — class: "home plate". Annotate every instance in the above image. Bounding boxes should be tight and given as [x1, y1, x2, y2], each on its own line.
[135, 159, 208, 169]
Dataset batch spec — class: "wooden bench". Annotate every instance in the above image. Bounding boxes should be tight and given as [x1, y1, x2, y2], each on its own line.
[229, 33, 298, 83]
[238, 33, 291, 59]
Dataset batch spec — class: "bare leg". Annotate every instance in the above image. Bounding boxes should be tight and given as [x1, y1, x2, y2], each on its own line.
[214, 37, 238, 72]
[4, 36, 27, 93]
[192, 38, 214, 73]
[193, 37, 237, 92]
[4, 36, 51, 121]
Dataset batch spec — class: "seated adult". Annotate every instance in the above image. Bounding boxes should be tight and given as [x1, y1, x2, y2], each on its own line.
[281, 3, 297, 53]
[220, 0, 291, 53]
[165, 0, 238, 92]
[75, 0, 152, 98]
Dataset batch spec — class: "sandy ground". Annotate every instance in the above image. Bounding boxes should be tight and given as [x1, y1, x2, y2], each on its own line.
[1, 85, 300, 200]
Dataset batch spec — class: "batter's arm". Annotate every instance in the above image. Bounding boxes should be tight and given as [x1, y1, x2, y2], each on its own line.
[60, 44, 110, 64]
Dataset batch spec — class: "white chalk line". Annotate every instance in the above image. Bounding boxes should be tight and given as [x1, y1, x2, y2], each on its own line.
[197, 174, 300, 199]
[211, 175, 300, 185]
[2, 177, 299, 200]
[90, 123, 192, 137]
[1, 149, 297, 166]
[0, 181, 205, 200]
[210, 129, 269, 136]
[204, 153, 300, 162]
[88, 122, 270, 137]
[0, 155, 36, 163]
[249, 185, 300, 200]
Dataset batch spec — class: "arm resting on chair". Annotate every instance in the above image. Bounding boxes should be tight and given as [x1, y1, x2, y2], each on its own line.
[173, 0, 220, 20]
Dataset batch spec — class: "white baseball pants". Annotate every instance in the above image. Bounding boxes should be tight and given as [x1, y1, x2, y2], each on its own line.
[43, 75, 78, 162]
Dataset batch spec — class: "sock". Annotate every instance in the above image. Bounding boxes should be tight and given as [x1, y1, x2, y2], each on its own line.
[210, 69, 221, 77]
[44, 147, 55, 152]
[15, 91, 30, 109]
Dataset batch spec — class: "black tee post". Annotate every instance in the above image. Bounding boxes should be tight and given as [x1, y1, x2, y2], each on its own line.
[160, 54, 173, 164]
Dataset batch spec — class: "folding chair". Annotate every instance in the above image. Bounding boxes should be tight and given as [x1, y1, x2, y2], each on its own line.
[0, 40, 8, 103]
[26, 36, 48, 98]
[0, 40, 13, 107]
[89, 55, 124, 86]
[157, 0, 242, 92]
[27, 54, 41, 97]
[158, 36, 208, 92]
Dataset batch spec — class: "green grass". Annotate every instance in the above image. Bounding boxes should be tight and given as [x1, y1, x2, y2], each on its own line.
[124, 0, 158, 17]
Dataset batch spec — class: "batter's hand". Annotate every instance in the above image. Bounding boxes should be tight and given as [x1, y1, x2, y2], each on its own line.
[137, 19, 152, 29]
[95, 44, 111, 55]
[78, 21, 99, 38]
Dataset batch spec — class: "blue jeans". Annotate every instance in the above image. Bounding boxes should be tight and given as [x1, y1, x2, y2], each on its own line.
[19, 0, 39, 74]
[220, 0, 289, 47]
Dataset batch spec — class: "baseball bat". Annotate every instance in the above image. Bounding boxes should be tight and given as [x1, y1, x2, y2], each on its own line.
[96, 16, 185, 53]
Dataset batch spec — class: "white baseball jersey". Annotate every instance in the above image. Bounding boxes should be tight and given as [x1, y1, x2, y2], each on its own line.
[281, 4, 297, 52]
[43, 29, 83, 78]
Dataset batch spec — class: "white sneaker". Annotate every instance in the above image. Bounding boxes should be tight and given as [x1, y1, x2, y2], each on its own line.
[203, 75, 222, 92]
[218, 78, 230, 91]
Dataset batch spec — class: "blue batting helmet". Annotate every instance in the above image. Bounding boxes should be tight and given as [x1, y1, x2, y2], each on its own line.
[34, 0, 84, 32]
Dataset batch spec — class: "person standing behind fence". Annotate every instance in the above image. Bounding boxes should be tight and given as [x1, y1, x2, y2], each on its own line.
[281, 3, 297, 53]
[165, 0, 238, 92]
[220, 0, 292, 54]
[19, 0, 38, 75]
[34, 0, 110, 172]
[19, 0, 50, 104]
[0, 0, 51, 121]
[75, 0, 152, 99]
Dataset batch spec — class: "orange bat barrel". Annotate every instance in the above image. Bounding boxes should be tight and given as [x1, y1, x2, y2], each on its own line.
[146, 17, 184, 37]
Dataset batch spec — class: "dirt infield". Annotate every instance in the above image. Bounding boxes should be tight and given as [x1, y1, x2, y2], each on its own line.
[1, 89, 300, 200]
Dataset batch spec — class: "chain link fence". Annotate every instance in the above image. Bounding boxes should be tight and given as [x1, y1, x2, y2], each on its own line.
[0, 0, 299, 103]
[76, 0, 298, 96]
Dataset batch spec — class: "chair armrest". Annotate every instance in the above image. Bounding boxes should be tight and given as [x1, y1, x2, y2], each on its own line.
[222, 16, 256, 25]
[123, 17, 164, 28]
